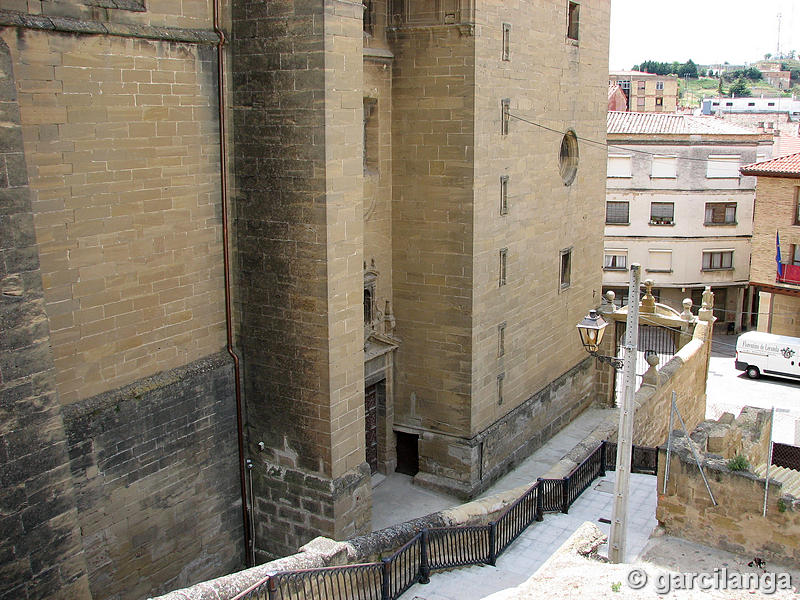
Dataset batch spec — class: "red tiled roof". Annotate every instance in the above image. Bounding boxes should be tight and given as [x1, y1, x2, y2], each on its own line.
[740, 152, 800, 177]
[608, 84, 619, 100]
[607, 111, 758, 135]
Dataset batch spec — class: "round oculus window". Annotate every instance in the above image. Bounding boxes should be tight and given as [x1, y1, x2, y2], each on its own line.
[559, 130, 579, 186]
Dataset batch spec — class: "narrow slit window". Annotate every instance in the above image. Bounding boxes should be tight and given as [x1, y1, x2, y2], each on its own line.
[498, 322, 506, 357]
[497, 373, 505, 405]
[560, 248, 572, 289]
[499, 248, 508, 286]
[567, 1, 579, 41]
[502, 23, 511, 61]
[500, 175, 509, 215]
[501, 99, 510, 135]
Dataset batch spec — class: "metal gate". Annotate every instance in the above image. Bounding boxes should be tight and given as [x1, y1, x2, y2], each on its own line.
[614, 322, 678, 406]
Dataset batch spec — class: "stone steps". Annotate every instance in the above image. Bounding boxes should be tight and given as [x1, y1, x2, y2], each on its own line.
[754, 463, 800, 496]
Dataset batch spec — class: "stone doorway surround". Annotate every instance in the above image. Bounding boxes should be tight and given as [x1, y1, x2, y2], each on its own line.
[365, 332, 399, 475]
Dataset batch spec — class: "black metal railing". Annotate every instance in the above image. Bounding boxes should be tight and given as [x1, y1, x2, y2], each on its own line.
[232, 440, 654, 600]
[772, 442, 800, 472]
[604, 441, 659, 475]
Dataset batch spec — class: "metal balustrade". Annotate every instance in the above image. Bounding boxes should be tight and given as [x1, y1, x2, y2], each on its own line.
[232, 440, 656, 600]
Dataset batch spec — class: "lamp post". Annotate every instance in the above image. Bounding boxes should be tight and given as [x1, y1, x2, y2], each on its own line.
[576, 263, 641, 563]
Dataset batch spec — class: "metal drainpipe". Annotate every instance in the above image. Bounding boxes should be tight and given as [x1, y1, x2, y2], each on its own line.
[213, 0, 253, 567]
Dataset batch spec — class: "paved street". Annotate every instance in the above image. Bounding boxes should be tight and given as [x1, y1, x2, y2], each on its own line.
[706, 331, 800, 445]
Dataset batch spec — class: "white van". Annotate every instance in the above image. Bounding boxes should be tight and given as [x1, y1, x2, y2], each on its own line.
[735, 331, 800, 381]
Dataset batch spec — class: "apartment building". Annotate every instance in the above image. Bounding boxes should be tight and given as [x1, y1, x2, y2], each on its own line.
[609, 70, 678, 113]
[604, 112, 773, 329]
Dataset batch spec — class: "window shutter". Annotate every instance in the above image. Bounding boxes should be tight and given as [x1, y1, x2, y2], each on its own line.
[651, 156, 677, 178]
[607, 155, 632, 178]
[648, 250, 672, 272]
[706, 155, 740, 178]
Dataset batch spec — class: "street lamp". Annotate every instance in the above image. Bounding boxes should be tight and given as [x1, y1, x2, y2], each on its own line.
[576, 263, 641, 564]
[576, 310, 623, 369]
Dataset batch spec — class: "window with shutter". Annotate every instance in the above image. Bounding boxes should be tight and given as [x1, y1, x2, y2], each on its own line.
[607, 154, 632, 178]
[650, 202, 674, 225]
[651, 155, 677, 178]
[704, 202, 736, 225]
[706, 155, 740, 178]
[647, 250, 672, 272]
[603, 250, 627, 270]
[702, 250, 733, 271]
[606, 201, 629, 224]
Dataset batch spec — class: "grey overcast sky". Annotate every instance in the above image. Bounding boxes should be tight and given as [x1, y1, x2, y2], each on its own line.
[609, 0, 800, 70]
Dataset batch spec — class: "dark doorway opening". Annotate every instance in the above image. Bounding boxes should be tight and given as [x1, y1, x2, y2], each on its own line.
[394, 431, 419, 476]
[365, 383, 380, 473]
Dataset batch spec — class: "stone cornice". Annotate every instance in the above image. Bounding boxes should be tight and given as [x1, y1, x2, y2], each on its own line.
[0, 9, 219, 44]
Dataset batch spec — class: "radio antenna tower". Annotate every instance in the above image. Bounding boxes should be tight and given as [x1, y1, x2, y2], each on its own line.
[777, 12, 782, 58]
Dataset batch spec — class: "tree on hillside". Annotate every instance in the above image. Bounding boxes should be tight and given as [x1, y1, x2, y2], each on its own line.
[636, 59, 699, 77]
[729, 77, 751, 97]
[745, 67, 762, 80]
[678, 60, 698, 78]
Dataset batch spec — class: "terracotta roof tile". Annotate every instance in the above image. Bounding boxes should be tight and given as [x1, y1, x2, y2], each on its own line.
[740, 152, 800, 176]
[607, 111, 757, 135]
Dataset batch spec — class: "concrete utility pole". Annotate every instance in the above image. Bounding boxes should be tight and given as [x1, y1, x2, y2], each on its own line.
[608, 263, 641, 563]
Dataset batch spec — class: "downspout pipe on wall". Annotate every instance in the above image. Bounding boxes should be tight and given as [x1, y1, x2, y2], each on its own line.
[213, 0, 253, 567]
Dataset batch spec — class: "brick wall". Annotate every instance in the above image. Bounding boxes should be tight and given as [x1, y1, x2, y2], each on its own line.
[751, 177, 800, 285]
[0, 36, 92, 600]
[758, 291, 800, 336]
[62, 354, 242, 600]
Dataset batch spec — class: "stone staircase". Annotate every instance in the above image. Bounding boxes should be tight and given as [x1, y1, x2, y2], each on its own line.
[753, 463, 800, 496]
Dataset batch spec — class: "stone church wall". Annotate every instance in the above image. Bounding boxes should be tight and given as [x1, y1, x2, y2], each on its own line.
[0, 5, 244, 598]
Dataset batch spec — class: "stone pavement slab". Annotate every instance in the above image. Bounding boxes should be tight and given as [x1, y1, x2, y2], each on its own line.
[371, 407, 612, 531]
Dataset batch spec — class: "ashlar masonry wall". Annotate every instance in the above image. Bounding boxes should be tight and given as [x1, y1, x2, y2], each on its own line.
[1, 5, 245, 598]
[0, 36, 93, 600]
[231, 0, 371, 560]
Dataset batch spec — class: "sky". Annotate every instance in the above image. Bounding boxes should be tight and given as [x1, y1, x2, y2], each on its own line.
[609, 0, 800, 70]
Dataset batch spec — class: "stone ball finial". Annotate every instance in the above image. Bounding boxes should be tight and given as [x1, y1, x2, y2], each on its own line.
[606, 290, 615, 302]
[682, 298, 692, 310]
[646, 352, 660, 368]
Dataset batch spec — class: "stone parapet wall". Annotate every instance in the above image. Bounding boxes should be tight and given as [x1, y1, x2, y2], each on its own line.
[691, 406, 773, 467]
[631, 320, 712, 447]
[657, 426, 800, 565]
[61, 352, 243, 600]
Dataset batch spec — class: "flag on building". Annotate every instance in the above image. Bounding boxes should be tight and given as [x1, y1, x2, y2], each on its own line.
[777, 231, 784, 280]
